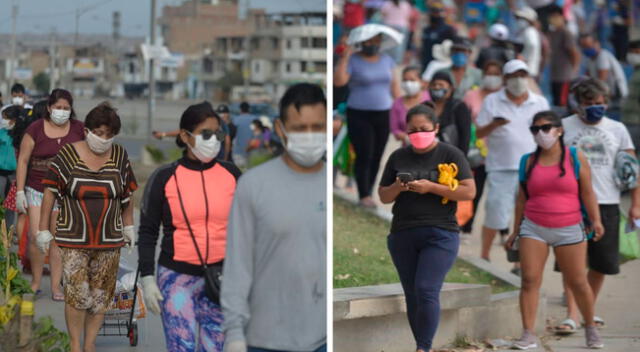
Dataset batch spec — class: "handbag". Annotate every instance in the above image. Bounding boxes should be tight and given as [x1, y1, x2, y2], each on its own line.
[173, 174, 223, 304]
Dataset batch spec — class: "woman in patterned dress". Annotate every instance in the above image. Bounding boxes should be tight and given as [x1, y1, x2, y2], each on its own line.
[38, 102, 137, 352]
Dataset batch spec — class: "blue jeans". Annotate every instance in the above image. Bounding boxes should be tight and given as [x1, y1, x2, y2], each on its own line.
[247, 345, 326, 352]
[387, 226, 459, 351]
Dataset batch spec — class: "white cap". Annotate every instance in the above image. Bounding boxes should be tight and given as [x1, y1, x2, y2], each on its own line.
[488, 23, 509, 41]
[503, 59, 529, 75]
[515, 7, 538, 23]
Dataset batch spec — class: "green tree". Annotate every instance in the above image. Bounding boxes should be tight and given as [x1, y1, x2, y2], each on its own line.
[32, 72, 50, 94]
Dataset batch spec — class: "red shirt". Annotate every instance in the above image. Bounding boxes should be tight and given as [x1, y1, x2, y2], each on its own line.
[343, 3, 365, 29]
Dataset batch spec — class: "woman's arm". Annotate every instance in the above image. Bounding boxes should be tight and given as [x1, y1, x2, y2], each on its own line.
[122, 200, 134, 227]
[578, 151, 604, 240]
[407, 178, 476, 201]
[391, 70, 402, 99]
[16, 134, 35, 192]
[378, 178, 409, 204]
[334, 48, 353, 87]
[224, 135, 232, 161]
[505, 186, 527, 250]
[39, 188, 56, 231]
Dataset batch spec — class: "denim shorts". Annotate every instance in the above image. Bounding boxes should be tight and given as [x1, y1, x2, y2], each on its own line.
[519, 218, 586, 247]
[25, 186, 59, 210]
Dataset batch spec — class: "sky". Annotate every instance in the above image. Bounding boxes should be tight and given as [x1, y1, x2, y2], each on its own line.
[0, 0, 326, 37]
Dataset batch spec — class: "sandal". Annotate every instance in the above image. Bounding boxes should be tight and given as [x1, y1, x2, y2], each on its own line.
[555, 318, 578, 335]
[52, 292, 65, 302]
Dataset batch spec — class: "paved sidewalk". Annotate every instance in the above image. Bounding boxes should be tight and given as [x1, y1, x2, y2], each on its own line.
[334, 136, 640, 351]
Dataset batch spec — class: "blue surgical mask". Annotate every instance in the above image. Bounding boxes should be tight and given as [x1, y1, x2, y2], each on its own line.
[582, 104, 607, 123]
[451, 52, 468, 67]
[429, 88, 449, 101]
[582, 48, 598, 58]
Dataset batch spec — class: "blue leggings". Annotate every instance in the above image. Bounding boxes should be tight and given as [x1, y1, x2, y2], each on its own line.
[157, 265, 225, 352]
[387, 226, 459, 351]
[248, 345, 326, 352]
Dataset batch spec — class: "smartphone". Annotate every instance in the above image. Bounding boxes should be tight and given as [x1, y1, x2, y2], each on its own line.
[397, 172, 414, 183]
[493, 116, 508, 121]
[506, 236, 520, 263]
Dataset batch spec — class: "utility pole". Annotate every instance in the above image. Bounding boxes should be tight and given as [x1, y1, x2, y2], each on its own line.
[49, 29, 57, 92]
[8, 0, 18, 90]
[241, 0, 251, 100]
[148, 0, 157, 143]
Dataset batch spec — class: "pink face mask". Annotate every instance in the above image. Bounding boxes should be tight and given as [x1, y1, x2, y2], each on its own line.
[409, 131, 436, 149]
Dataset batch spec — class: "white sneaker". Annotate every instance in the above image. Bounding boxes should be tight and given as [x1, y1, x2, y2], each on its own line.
[513, 330, 538, 350]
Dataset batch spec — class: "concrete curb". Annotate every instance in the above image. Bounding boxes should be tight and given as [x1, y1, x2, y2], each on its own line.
[333, 189, 521, 287]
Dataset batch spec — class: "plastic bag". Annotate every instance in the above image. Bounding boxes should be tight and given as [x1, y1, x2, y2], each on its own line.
[619, 215, 640, 263]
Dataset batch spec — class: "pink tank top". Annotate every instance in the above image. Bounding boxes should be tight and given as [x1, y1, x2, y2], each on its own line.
[524, 149, 582, 228]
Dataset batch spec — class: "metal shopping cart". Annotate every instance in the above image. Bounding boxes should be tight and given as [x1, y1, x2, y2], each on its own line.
[99, 257, 146, 346]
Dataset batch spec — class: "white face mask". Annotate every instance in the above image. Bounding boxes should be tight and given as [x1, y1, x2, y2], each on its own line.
[11, 96, 24, 106]
[50, 109, 71, 125]
[482, 75, 502, 90]
[187, 132, 221, 163]
[506, 77, 528, 96]
[86, 130, 114, 154]
[401, 80, 422, 96]
[279, 121, 326, 168]
[534, 129, 559, 150]
[627, 53, 640, 66]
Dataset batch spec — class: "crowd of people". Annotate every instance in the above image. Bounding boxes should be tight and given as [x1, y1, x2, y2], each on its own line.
[0, 82, 328, 352]
[334, 0, 639, 351]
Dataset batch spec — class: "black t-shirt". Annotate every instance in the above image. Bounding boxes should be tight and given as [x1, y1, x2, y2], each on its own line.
[380, 142, 473, 233]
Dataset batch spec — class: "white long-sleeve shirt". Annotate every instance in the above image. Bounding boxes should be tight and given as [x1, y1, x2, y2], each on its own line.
[518, 26, 541, 77]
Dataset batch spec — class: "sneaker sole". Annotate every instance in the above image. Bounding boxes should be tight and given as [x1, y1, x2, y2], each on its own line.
[513, 343, 538, 350]
[588, 343, 604, 349]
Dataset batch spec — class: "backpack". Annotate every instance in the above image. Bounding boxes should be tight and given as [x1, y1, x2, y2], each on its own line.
[518, 146, 595, 239]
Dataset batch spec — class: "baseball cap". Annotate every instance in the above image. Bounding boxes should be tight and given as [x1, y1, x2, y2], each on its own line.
[515, 7, 537, 23]
[451, 36, 472, 51]
[503, 59, 530, 75]
[216, 104, 230, 113]
[488, 23, 509, 41]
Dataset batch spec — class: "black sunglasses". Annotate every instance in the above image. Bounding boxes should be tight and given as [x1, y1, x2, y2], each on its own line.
[189, 129, 226, 142]
[529, 124, 560, 134]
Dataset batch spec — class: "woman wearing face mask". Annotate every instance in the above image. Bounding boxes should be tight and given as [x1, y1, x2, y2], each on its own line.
[505, 111, 604, 350]
[390, 66, 430, 145]
[138, 102, 240, 352]
[0, 105, 19, 198]
[38, 102, 136, 352]
[429, 71, 472, 155]
[378, 103, 475, 352]
[16, 88, 84, 300]
[460, 61, 503, 234]
[335, 30, 401, 208]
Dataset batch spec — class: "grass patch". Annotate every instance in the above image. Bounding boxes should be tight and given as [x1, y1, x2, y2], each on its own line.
[333, 196, 517, 293]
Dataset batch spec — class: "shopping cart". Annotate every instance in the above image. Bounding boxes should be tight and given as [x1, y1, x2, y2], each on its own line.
[99, 258, 146, 346]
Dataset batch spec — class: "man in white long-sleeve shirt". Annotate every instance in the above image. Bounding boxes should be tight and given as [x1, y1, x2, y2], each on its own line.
[515, 7, 542, 80]
[222, 83, 327, 352]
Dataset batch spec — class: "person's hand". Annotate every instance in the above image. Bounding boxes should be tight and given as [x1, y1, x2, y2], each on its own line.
[407, 179, 433, 194]
[394, 132, 408, 142]
[394, 177, 410, 192]
[123, 225, 135, 254]
[36, 230, 53, 253]
[629, 205, 640, 223]
[223, 340, 247, 352]
[491, 118, 510, 127]
[592, 220, 605, 242]
[152, 131, 165, 140]
[16, 190, 28, 214]
[141, 276, 164, 315]
[504, 233, 518, 251]
[343, 45, 354, 59]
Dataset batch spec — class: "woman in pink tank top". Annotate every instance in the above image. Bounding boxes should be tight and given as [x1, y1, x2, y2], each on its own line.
[15, 89, 84, 300]
[505, 111, 605, 349]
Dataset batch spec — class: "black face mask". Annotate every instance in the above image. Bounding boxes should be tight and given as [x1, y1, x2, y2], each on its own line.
[361, 44, 380, 56]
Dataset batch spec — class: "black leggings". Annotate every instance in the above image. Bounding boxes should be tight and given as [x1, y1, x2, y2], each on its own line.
[346, 108, 390, 199]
